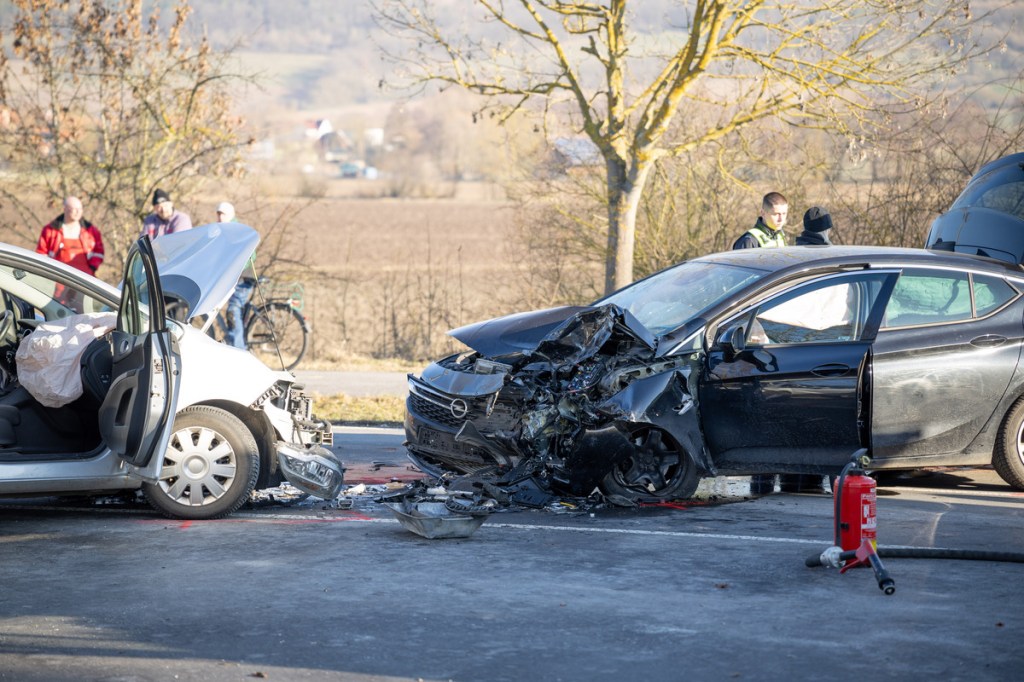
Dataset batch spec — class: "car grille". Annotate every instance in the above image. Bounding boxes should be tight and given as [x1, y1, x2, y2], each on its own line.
[413, 426, 497, 473]
[408, 391, 468, 429]
[408, 378, 520, 432]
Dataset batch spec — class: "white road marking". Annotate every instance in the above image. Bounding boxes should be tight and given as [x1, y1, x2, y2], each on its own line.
[229, 511, 827, 545]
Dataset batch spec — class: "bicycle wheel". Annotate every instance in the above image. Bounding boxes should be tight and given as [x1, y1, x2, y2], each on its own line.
[245, 301, 309, 371]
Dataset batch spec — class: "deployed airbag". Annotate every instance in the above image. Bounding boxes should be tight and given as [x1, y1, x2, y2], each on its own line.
[16, 312, 117, 407]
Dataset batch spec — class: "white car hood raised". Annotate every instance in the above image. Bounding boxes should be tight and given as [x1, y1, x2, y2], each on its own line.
[150, 222, 259, 321]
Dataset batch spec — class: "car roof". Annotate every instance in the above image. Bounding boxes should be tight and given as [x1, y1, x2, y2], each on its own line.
[1, 224, 260, 321]
[691, 245, 1024, 277]
[0, 241, 120, 296]
[972, 152, 1024, 179]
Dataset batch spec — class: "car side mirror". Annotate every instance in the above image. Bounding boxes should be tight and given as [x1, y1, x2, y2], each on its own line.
[720, 325, 746, 358]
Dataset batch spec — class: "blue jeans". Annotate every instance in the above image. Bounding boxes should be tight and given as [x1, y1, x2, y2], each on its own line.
[219, 279, 254, 349]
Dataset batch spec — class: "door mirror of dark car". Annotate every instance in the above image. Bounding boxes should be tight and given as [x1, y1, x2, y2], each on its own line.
[720, 325, 746, 358]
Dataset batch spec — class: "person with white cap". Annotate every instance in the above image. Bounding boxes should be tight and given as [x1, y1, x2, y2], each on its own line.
[216, 201, 254, 349]
[216, 201, 236, 222]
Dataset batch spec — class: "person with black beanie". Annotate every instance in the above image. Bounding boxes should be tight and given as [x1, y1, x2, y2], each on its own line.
[141, 188, 192, 239]
[796, 206, 833, 245]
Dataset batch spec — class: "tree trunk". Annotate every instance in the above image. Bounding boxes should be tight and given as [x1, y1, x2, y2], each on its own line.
[604, 159, 649, 294]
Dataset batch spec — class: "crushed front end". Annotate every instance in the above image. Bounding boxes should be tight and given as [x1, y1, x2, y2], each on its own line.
[405, 304, 709, 503]
[257, 379, 345, 499]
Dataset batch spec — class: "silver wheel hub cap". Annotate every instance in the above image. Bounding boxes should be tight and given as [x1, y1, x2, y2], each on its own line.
[158, 426, 237, 507]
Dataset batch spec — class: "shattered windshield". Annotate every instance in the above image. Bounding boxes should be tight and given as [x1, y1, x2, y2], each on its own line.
[600, 260, 765, 335]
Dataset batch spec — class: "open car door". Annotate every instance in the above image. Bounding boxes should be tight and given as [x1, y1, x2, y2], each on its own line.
[700, 271, 895, 472]
[98, 236, 180, 481]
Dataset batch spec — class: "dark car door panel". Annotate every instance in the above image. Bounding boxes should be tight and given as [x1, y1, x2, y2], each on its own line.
[699, 271, 894, 472]
[870, 306, 1024, 462]
[701, 342, 870, 469]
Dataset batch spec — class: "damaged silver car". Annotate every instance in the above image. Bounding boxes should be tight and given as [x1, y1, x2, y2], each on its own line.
[0, 224, 342, 519]
[407, 245, 1024, 503]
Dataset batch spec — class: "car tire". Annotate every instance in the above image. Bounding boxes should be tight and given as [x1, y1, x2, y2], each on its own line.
[599, 426, 700, 502]
[993, 397, 1024, 490]
[142, 406, 260, 520]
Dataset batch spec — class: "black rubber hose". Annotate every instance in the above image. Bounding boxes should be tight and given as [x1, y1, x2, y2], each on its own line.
[806, 546, 1024, 567]
[866, 552, 896, 595]
[805, 553, 826, 567]
[878, 547, 1024, 563]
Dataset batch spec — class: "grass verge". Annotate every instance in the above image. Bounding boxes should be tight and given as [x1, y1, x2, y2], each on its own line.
[314, 393, 405, 426]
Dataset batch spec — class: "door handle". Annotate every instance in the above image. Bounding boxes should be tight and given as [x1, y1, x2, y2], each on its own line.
[811, 363, 851, 377]
[970, 335, 1007, 348]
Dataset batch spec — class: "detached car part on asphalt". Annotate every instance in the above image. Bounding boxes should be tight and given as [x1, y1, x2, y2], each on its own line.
[0, 223, 342, 519]
[407, 241, 1024, 503]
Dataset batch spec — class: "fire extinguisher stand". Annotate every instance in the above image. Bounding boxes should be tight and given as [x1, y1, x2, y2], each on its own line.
[806, 449, 896, 595]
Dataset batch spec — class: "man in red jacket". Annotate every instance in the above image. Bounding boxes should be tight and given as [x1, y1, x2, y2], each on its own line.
[35, 196, 105, 275]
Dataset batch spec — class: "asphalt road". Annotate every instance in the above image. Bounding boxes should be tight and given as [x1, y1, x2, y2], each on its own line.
[1, 426, 1022, 681]
[292, 371, 409, 397]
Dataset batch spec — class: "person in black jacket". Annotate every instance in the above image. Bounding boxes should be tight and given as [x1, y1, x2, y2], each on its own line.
[733, 192, 789, 249]
[796, 206, 833, 245]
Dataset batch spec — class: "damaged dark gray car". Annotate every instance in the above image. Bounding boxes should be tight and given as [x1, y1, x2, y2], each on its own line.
[406, 246, 1024, 502]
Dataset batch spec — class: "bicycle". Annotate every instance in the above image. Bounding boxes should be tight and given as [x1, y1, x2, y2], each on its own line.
[162, 274, 307, 368]
[238, 277, 310, 372]
[166, 276, 310, 372]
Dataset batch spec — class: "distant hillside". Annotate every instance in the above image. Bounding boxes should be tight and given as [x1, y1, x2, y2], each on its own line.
[201, 0, 1022, 112]
[1, 1, 1018, 112]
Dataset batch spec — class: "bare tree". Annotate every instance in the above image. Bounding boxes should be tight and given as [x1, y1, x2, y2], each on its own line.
[832, 73, 1024, 249]
[0, 0, 251, 273]
[375, 0, 1002, 293]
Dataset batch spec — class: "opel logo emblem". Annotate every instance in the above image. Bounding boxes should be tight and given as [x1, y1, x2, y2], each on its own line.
[450, 399, 468, 419]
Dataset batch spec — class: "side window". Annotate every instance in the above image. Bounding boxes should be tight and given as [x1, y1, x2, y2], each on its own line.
[119, 250, 152, 336]
[0, 264, 106, 318]
[974, 274, 1018, 316]
[747, 276, 875, 345]
[882, 270, 971, 328]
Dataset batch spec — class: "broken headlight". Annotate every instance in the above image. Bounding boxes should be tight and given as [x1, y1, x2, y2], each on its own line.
[277, 444, 346, 499]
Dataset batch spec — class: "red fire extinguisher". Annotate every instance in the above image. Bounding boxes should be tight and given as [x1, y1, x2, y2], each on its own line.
[807, 449, 895, 595]
[835, 456, 877, 553]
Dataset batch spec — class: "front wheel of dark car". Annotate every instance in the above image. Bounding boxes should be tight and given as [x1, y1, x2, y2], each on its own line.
[993, 398, 1024, 490]
[599, 426, 700, 502]
[142, 406, 260, 520]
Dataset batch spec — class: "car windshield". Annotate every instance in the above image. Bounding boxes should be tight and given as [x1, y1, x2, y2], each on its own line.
[600, 260, 765, 335]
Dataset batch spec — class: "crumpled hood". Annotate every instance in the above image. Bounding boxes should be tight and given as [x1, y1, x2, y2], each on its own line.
[150, 222, 259, 321]
[449, 304, 656, 364]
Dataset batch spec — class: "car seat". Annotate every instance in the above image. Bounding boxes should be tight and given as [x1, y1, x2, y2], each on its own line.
[78, 336, 113, 408]
[0, 337, 111, 454]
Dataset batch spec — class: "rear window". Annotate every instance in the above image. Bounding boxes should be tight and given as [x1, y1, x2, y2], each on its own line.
[974, 274, 1018, 316]
[952, 165, 1024, 222]
[882, 269, 1018, 329]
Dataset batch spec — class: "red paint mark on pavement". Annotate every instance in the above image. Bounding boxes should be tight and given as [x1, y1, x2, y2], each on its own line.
[134, 512, 376, 526]
[640, 500, 709, 510]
